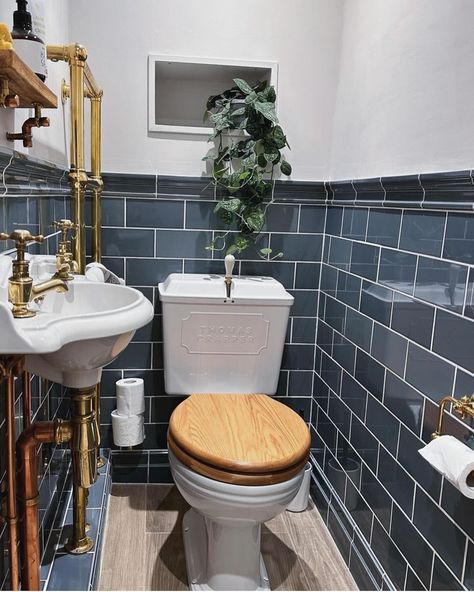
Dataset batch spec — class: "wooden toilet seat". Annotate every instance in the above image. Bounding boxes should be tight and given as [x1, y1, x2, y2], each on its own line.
[168, 394, 311, 486]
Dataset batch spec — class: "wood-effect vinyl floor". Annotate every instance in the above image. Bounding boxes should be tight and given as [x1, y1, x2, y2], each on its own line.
[98, 484, 358, 591]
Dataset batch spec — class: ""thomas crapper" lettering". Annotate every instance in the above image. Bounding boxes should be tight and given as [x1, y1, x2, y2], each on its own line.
[197, 325, 255, 343]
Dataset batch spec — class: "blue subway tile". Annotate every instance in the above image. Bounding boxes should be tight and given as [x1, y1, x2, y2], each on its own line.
[350, 242, 380, 281]
[336, 270, 361, 309]
[443, 212, 474, 265]
[102, 227, 154, 257]
[391, 294, 435, 349]
[397, 425, 442, 501]
[399, 211, 446, 257]
[355, 350, 385, 401]
[433, 309, 474, 374]
[377, 448, 414, 517]
[299, 205, 326, 233]
[295, 262, 320, 289]
[332, 334, 356, 373]
[350, 417, 379, 473]
[270, 233, 322, 261]
[371, 324, 407, 377]
[126, 258, 182, 285]
[378, 249, 417, 294]
[361, 464, 391, 532]
[156, 229, 212, 258]
[345, 308, 373, 352]
[366, 395, 400, 456]
[413, 488, 466, 579]
[366, 209, 401, 248]
[328, 237, 352, 271]
[341, 371, 367, 420]
[405, 342, 455, 402]
[384, 370, 424, 434]
[390, 504, 434, 588]
[325, 206, 344, 236]
[371, 517, 407, 590]
[320, 264, 338, 296]
[128, 198, 184, 229]
[342, 207, 368, 240]
[431, 556, 463, 591]
[262, 204, 299, 232]
[360, 281, 393, 326]
[415, 257, 467, 314]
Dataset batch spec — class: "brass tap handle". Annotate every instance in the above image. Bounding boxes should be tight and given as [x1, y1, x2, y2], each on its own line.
[53, 219, 77, 242]
[0, 230, 44, 260]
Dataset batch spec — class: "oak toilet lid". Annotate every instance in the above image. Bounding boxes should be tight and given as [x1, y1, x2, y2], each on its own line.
[168, 394, 310, 485]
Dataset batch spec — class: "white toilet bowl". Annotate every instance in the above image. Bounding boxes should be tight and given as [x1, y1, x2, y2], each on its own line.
[169, 450, 304, 591]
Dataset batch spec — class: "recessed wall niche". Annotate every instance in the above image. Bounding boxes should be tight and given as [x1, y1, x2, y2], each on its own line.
[147, 55, 277, 135]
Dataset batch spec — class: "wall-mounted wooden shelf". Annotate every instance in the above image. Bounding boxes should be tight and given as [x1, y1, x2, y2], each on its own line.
[0, 49, 57, 108]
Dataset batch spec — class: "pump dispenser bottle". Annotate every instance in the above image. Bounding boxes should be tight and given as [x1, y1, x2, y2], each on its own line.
[11, 0, 46, 81]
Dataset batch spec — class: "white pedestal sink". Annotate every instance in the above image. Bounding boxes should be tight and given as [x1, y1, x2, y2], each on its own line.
[0, 256, 153, 388]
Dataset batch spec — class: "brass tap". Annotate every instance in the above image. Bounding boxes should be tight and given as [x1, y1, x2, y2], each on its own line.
[52, 219, 79, 280]
[0, 230, 68, 318]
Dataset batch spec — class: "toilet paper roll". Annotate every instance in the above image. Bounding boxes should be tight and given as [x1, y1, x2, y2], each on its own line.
[419, 435, 474, 499]
[111, 410, 145, 447]
[116, 378, 145, 416]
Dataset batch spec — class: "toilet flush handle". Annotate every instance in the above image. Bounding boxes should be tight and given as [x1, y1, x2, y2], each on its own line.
[224, 254, 235, 298]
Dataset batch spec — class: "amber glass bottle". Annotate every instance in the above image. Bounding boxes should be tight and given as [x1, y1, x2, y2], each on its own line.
[11, 0, 46, 81]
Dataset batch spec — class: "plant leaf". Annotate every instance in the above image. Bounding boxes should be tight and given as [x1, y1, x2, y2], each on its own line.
[260, 247, 272, 255]
[254, 101, 278, 124]
[280, 160, 292, 176]
[271, 125, 287, 149]
[233, 78, 254, 95]
[244, 207, 265, 232]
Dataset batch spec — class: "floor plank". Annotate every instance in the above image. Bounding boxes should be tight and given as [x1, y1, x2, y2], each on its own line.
[145, 532, 188, 591]
[146, 484, 189, 533]
[98, 484, 148, 591]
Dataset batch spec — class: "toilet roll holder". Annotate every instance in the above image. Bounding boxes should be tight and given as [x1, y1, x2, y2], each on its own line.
[432, 394, 474, 439]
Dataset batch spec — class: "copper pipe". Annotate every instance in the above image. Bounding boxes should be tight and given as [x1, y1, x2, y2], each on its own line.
[6, 369, 19, 591]
[22, 371, 31, 430]
[16, 420, 72, 591]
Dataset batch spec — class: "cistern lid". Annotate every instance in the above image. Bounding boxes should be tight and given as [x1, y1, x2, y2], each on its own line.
[168, 394, 310, 485]
[158, 273, 293, 305]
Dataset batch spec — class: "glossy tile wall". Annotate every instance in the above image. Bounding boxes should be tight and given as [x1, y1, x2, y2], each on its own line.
[0, 149, 71, 591]
[97, 173, 325, 481]
[314, 172, 474, 591]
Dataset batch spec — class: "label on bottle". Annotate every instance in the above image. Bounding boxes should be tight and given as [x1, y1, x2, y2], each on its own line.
[13, 38, 47, 79]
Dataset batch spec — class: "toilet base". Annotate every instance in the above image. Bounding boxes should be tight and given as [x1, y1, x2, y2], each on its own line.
[183, 509, 270, 591]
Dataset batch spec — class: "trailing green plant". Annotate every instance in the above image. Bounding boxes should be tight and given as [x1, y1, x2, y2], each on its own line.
[203, 78, 291, 257]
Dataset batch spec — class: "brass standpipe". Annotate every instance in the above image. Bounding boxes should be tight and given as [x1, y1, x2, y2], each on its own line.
[0, 230, 68, 318]
[65, 385, 100, 554]
[53, 219, 79, 280]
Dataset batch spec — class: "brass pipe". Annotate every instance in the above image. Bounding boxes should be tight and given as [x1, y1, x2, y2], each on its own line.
[47, 43, 103, 273]
[16, 420, 72, 591]
[65, 385, 100, 554]
[90, 93, 103, 263]
[22, 371, 31, 430]
[5, 364, 19, 591]
[94, 384, 105, 468]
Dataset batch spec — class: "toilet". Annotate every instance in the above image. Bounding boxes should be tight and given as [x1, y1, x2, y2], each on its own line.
[159, 271, 310, 591]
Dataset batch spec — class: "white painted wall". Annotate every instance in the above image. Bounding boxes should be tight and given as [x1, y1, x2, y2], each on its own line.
[330, 0, 474, 180]
[0, 0, 70, 168]
[68, 0, 344, 179]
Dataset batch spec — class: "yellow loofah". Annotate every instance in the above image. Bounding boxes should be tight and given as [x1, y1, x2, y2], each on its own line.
[0, 24, 13, 50]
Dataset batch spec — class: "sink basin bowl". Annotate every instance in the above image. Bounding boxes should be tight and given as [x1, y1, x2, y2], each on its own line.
[0, 265, 153, 387]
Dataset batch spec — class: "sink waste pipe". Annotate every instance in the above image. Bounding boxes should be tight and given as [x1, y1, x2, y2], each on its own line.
[16, 420, 73, 590]
[0, 355, 23, 591]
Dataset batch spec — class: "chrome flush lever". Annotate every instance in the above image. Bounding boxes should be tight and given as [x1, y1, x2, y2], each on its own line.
[224, 254, 235, 298]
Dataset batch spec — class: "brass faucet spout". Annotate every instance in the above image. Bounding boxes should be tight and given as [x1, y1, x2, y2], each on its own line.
[31, 278, 68, 298]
